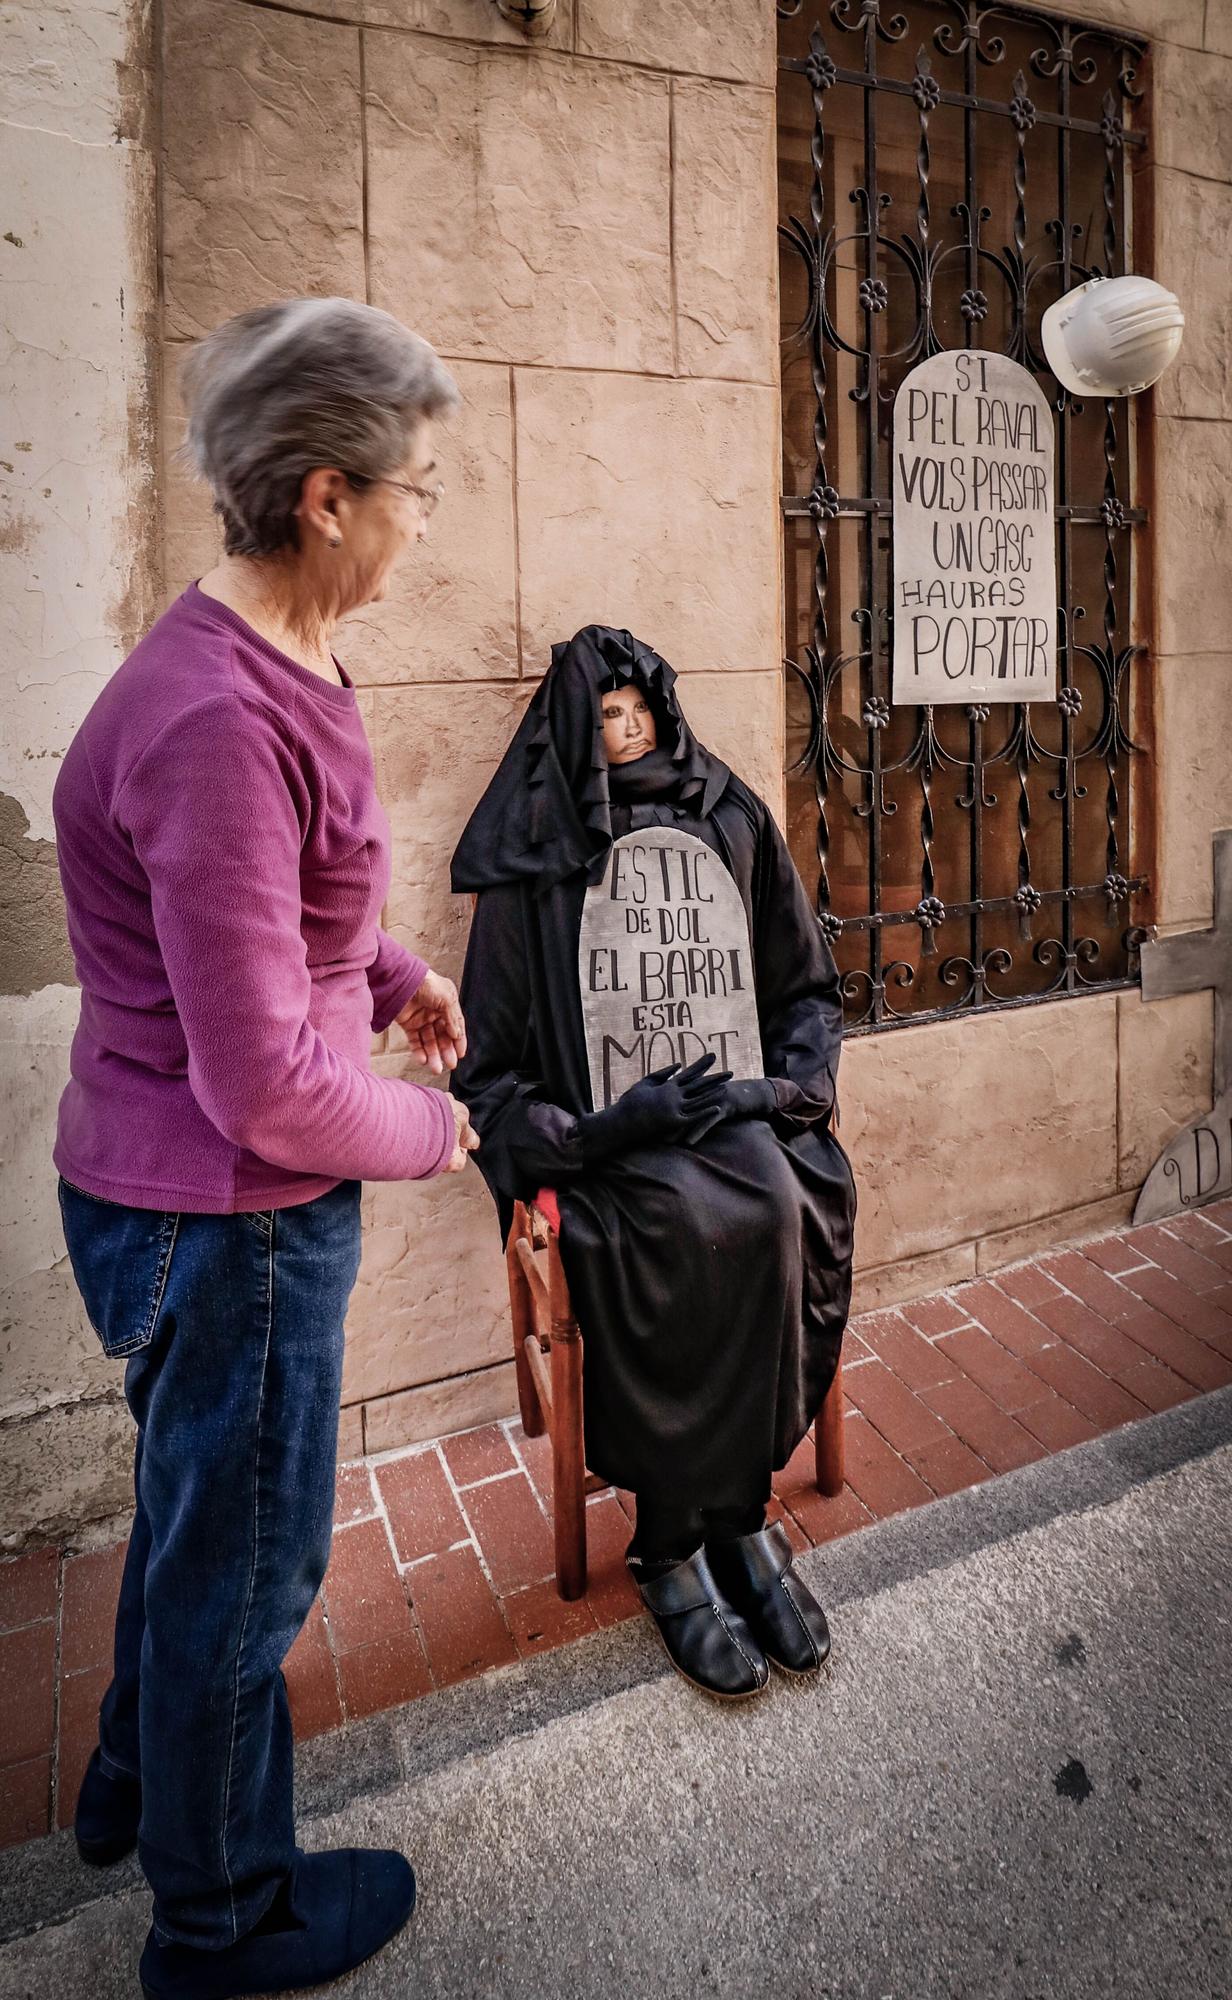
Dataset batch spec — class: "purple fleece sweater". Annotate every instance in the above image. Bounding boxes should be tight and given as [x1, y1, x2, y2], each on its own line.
[52, 583, 456, 1212]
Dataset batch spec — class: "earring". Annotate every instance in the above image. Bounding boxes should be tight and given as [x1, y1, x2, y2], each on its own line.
[329, 536, 342, 549]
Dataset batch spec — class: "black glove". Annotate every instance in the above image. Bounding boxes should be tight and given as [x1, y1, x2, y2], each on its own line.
[576, 1053, 732, 1163]
[720, 1078, 779, 1122]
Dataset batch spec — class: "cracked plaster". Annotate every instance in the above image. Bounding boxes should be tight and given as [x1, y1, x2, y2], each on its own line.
[2, 0, 157, 1541]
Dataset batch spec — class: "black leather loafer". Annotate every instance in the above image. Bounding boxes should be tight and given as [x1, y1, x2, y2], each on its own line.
[628, 1547, 770, 1700]
[75, 1745, 141, 1866]
[705, 1521, 832, 1676]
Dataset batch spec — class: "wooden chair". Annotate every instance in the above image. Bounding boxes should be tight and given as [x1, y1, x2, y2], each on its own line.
[505, 1193, 847, 1602]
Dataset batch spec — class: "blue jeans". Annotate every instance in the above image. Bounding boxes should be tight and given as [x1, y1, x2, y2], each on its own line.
[56, 1174, 364, 1951]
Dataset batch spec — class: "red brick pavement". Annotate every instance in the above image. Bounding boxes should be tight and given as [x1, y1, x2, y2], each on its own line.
[5, 1196, 1232, 1851]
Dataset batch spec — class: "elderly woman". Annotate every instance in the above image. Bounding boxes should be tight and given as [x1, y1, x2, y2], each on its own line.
[52, 298, 476, 1999]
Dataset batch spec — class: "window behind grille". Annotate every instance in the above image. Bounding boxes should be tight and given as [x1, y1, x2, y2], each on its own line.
[777, 0, 1152, 1032]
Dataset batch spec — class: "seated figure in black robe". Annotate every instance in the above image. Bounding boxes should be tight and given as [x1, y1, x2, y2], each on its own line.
[450, 625, 857, 1700]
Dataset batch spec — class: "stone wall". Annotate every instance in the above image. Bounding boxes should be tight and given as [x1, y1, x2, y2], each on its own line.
[156, 0, 787, 1465]
[157, 0, 1232, 1455]
[3, 0, 1230, 1540]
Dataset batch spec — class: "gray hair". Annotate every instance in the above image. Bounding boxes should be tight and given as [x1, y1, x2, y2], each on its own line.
[179, 297, 461, 558]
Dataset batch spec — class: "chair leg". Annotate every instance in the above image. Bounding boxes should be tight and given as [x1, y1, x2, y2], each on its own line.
[507, 1204, 545, 1439]
[550, 1334, 587, 1601]
[815, 1350, 846, 1498]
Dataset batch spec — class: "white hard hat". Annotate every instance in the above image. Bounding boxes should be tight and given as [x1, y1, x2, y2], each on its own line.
[1041, 274, 1184, 397]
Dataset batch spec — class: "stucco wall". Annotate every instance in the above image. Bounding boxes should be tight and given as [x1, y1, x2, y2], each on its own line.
[3, 0, 1230, 1543]
[1, 0, 159, 1542]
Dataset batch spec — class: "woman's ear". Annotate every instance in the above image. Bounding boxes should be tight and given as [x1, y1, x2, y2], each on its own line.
[297, 466, 349, 546]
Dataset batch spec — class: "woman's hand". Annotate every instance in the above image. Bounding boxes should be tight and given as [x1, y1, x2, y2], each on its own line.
[395, 969, 467, 1074]
[444, 1094, 480, 1174]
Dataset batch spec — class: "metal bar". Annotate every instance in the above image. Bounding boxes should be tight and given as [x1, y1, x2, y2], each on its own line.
[784, 500, 1152, 524]
[963, 12, 984, 997]
[843, 974, 1142, 1035]
[783, 0, 1145, 43]
[861, 7, 884, 1022]
[833, 875, 1148, 930]
[778, 62, 1147, 147]
[1104, 84, 1136, 916]
[1056, 28, 1078, 997]
[806, 21, 834, 917]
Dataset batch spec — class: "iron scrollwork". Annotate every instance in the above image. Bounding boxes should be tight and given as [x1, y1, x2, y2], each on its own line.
[779, 0, 1149, 1032]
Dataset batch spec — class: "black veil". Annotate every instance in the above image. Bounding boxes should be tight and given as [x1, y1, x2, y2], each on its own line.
[449, 625, 730, 895]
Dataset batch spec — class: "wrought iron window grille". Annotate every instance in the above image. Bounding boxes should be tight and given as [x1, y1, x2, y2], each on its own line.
[777, 0, 1152, 1033]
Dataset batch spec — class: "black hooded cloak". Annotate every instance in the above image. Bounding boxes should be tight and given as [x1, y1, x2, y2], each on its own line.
[450, 626, 857, 1512]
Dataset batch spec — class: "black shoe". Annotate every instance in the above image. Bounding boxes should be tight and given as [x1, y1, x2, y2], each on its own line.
[628, 1547, 770, 1700]
[705, 1521, 832, 1676]
[75, 1745, 141, 1867]
[138, 1846, 416, 1999]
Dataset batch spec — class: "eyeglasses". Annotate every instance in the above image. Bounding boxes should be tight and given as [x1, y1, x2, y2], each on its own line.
[371, 474, 445, 518]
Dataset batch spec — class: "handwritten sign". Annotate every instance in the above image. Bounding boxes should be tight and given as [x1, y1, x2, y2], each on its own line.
[892, 349, 1056, 704]
[578, 829, 764, 1111]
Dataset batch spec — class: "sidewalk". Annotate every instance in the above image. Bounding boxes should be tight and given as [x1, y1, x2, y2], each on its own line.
[3, 1198, 1232, 1852]
[3, 1387, 1229, 1998]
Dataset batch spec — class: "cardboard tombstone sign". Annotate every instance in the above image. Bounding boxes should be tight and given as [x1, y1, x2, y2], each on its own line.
[891, 349, 1057, 704]
[578, 828, 764, 1111]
